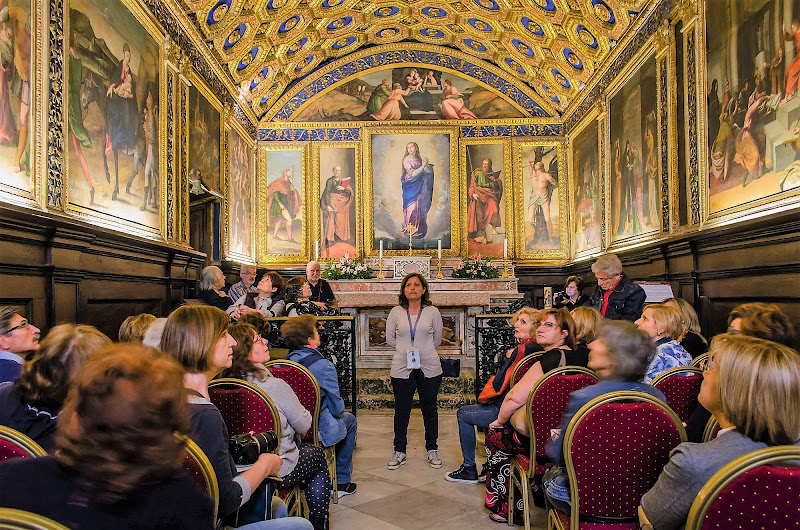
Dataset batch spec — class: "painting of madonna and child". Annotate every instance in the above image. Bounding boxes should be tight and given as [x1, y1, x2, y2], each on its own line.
[66, 0, 161, 231]
[293, 67, 526, 122]
[706, 0, 800, 215]
[370, 133, 453, 252]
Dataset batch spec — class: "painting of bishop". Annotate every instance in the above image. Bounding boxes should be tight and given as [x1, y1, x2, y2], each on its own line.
[265, 149, 304, 255]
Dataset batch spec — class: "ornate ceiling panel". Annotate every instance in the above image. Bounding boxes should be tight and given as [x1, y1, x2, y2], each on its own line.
[178, 0, 648, 121]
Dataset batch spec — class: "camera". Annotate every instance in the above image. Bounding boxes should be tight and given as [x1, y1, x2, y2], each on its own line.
[228, 431, 279, 465]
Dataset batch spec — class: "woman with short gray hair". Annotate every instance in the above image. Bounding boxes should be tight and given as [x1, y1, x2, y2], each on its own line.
[197, 265, 233, 310]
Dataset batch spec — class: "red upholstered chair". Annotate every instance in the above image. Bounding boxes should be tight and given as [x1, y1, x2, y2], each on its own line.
[692, 353, 708, 369]
[0, 508, 69, 530]
[181, 436, 220, 523]
[0, 426, 46, 461]
[509, 367, 599, 530]
[549, 391, 686, 530]
[702, 417, 721, 443]
[510, 353, 544, 389]
[685, 445, 800, 530]
[651, 366, 704, 424]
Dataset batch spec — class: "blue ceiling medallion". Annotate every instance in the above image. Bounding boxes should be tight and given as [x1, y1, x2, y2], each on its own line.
[464, 38, 487, 52]
[223, 24, 246, 50]
[286, 37, 307, 55]
[576, 24, 598, 49]
[332, 35, 356, 49]
[376, 27, 400, 38]
[563, 48, 583, 70]
[295, 55, 314, 71]
[421, 6, 447, 18]
[504, 57, 525, 73]
[468, 18, 492, 32]
[250, 67, 269, 89]
[279, 15, 301, 33]
[511, 39, 534, 57]
[591, 0, 615, 24]
[327, 16, 352, 31]
[472, 0, 499, 11]
[533, 0, 556, 12]
[374, 6, 399, 17]
[551, 68, 570, 88]
[207, 0, 231, 25]
[421, 27, 445, 38]
[521, 17, 545, 36]
[237, 48, 258, 71]
[322, 0, 343, 7]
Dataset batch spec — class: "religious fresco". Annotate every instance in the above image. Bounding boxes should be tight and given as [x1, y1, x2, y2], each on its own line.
[262, 146, 305, 258]
[608, 52, 660, 243]
[293, 67, 525, 122]
[704, 0, 800, 216]
[187, 73, 222, 194]
[227, 122, 254, 261]
[64, 0, 162, 234]
[571, 118, 601, 256]
[317, 145, 359, 259]
[519, 143, 561, 252]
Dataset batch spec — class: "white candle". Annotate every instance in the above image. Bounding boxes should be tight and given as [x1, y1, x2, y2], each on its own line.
[504, 238, 508, 259]
[437, 239, 442, 260]
[315, 240, 320, 260]
[379, 240, 383, 261]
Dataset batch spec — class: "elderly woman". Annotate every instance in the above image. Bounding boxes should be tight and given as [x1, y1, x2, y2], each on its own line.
[727, 302, 798, 348]
[585, 253, 646, 322]
[662, 297, 707, 358]
[198, 265, 233, 310]
[635, 303, 693, 383]
[445, 307, 541, 484]
[484, 308, 587, 523]
[639, 334, 800, 529]
[0, 344, 214, 528]
[554, 275, 590, 311]
[0, 323, 110, 451]
[544, 321, 666, 515]
[284, 276, 334, 317]
[228, 271, 286, 319]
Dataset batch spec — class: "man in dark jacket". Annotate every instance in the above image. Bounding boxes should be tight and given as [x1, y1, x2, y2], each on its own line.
[584, 253, 645, 322]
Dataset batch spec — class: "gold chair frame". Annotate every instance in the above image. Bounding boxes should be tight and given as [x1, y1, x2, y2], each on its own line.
[685, 445, 800, 530]
[702, 416, 720, 443]
[0, 426, 47, 457]
[549, 391, 687, 530]
[649, 365, 704, 387]
[0, 509, 69, 530]
[508, 366, 598, 530]
[509, 352, 544, 390]
[180, 435, 220, 523]
[691, 353, 708, 368]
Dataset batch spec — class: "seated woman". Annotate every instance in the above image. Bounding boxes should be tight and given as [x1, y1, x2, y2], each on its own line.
[198, 265, 234, 310]
[553, 275, 590, 311]
[484, 308, 587, 523]
[662, 297, 707, 358]
[0, 323, 110, 451]
[0, 344, 215, 528]
[572, 306, 602, 359]
[222, 322, 331, 518]
[285, 277, 336, 317]
[444, 307, 541, 484]
[229, 271, 286, 319]
[639, 334, 800, 529]
[118, 313, 156, 343]
[544, 321, 666, 515]
[635, 303, 693, 383]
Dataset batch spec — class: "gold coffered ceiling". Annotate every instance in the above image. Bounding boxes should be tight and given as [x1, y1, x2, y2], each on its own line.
[178, 0, 649, 120]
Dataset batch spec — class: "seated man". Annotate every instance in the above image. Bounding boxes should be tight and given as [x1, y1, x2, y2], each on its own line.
[305, 261, 338, 310]
[228, 264, 259, 303]
[282, 314, 357, 498]
[0, 307, 41, 383]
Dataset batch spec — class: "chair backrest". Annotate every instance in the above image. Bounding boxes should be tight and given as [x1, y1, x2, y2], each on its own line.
[0, 508, 69, 530]
[181, 435, 219, 523]
[686, 445, 800, 530]
[510, 353, 543, 389]
[564, 391, 686, 523]
[265, 359, 321, 445]
[650, 366, 704, 423]
[702, 416, 721, 443]
[208, 378, 282, 439]
[692, 353, 708, 368]
[524, 366, 599, 474]
[0, 426, 47, 461]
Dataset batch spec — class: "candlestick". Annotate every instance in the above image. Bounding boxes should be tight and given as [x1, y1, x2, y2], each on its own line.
[437, 239, 442, 260]
[377, 240, 385, 279]
[405, 223, 415, 256]
[503, 238, 507, 259]
[315, 240, 320, 260]
[379, 240, 383, 261]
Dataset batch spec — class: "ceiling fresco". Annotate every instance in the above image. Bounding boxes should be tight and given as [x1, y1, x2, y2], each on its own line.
[178, 0, 649, 122]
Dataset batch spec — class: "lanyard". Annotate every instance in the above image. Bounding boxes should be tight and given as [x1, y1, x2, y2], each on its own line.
[406, 307, 424, 346]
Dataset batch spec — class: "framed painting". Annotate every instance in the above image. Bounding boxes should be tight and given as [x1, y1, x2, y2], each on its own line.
[606, 47, 661, 245]
[0, 0, 44, 209]
[460, 138, 513, 258]
[569, 111, 602, 258]
[225, 118, 255, 263]
[363, 127, 460, 255]
[186, 70, 223, 196]
[63, 0, 165, 238]
[513, 139, 568, 261]
[258, 143, 308, 263]
[312, 143, 362, 260]
[700, 0, 800, 224]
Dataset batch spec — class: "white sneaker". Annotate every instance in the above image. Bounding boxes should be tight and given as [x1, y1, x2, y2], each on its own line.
[388, 451, 406, 470]
[427, 449, 442, 469]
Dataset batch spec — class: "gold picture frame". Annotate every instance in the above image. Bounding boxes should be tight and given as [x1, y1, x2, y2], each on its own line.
[224, 113, 256, 264]
[568, 107, 603, 260]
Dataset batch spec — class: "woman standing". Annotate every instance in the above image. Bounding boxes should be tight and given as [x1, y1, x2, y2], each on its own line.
[635, 303, 693, 383]
[228, 271, 286, 319]
[386, 273, 443, 470]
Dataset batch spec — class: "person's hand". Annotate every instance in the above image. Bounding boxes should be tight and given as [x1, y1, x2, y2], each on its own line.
[238, 305, 253, 314]
[255, 453, 282, 478]
[489, 420, 504, 430]
[422, 157, 429, 166]
[311, 301, 327, 309]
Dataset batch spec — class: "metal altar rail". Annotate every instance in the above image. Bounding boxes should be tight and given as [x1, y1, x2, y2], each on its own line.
[265, 315, 357, 416]
[474, 313, 518, 399]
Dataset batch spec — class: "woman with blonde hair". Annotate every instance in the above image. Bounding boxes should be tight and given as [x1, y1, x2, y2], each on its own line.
[572, 305, 602, 357]
[119, 313, 156, 343]
[662, 297, 707, 357]
[0, 323, 111, 451]
[635, 303, 692, 383]
[639, 334, 800, 529]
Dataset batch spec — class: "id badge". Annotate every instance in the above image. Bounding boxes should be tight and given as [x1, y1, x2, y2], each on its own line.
[406, 349, 421, 369]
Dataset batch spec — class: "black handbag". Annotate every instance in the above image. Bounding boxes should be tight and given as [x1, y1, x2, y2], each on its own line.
[440, 357, 461, 377]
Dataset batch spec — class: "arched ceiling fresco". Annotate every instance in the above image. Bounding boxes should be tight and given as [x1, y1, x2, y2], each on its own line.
[178, 0, 648, 122]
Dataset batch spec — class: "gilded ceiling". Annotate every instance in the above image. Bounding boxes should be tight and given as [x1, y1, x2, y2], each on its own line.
[178, 0, 649, 122]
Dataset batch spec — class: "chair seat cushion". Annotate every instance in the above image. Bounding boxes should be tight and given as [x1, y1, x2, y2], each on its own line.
[554, 510, 639, 529]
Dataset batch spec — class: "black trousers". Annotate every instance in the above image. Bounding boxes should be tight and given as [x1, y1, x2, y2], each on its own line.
[391, 369, 443, 452]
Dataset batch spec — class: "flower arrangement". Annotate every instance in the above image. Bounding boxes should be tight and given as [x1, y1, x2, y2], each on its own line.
[451, 254, 500, 279]
[322, 254, 373, 280]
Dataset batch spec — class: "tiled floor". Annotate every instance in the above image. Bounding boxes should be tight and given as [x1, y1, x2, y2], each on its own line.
[329, 411, 548, 529]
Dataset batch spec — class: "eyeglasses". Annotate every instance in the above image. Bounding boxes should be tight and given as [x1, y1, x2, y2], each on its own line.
[255, 335, 268, 346]
[539, 321, 556, 328]
[3, 320, 29, 335]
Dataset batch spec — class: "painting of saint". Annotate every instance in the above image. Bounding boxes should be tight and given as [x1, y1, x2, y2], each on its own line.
[228, 127, 253, 259]
[265, 149, 304, 255]
[371, 132, 453, 252]
[706, 0, 800, 215]
[608, 55, 659, 241]
[571, 120, 601, 254]
[521, 145, 560, 251]
[66, 0, 160, 231]
[188, 81, 221, 194]
[465, 143, 506, 256]
[319, 147, 356, 258]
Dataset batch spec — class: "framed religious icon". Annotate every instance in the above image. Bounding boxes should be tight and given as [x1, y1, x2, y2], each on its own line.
[225, 118, 256, 263]
[186, 70, 223, 196]
[62, 0, 166, 239]
[312, 143, 362, 260]
[569, 110, 603, 258]
[363, 127, 460, 256]
[513, 139, 568, 261]
[460, 138, 513, 258]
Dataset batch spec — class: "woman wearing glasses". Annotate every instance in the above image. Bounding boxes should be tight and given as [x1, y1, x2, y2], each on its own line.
[0, 307, 41, 383]
[584, 253, 645, 322]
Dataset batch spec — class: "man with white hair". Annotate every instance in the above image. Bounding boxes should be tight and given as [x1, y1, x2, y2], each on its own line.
[227, 263, 258, 302]
[584, 253, 645, 322]
[0, 307, 40, 383]
[306, 261, 338, 309]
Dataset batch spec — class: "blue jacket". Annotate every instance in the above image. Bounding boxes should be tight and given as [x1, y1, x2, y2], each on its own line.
[286, 346, 346, 447]
[584, 273, 646, 322]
